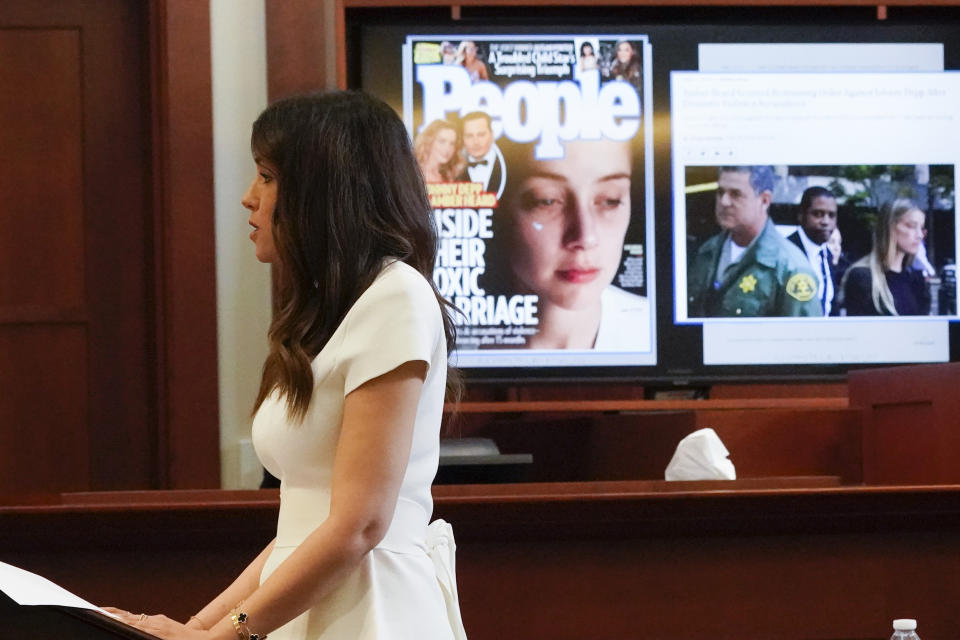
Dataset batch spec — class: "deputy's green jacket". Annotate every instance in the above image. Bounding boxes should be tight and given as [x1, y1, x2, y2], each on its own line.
[688, 218, 823, 317]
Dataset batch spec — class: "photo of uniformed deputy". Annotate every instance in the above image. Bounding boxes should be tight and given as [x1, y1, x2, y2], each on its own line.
[687, 166, 823, 317]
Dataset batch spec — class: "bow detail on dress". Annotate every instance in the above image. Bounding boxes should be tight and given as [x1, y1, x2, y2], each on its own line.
[426, 519, 468, 640]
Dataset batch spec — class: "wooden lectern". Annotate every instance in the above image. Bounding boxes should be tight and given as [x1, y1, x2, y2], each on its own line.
[2, 591, 158, 639]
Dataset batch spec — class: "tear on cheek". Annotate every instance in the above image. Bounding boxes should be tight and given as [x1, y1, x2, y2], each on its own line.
[532, 222, 544, 231]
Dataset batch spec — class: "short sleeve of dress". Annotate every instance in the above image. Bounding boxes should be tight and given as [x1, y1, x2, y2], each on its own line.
[338, 262, 443, 396]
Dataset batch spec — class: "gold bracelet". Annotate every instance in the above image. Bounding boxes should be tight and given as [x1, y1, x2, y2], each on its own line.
[229, 611, 244, 640]
[230, 604, 267, 640]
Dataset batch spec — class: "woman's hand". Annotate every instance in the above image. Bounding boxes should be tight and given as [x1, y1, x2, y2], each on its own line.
[102, 608, 215, 640]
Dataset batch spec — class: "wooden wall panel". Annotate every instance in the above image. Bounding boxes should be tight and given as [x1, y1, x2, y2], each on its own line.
[454, 413, 695, 482]
[695, 408, 863, 482]
[0, 327, 88, 493]
[710, 382, 848, 398]
[454, 531, 958, 640]
[0, 29, 84, 309]
[0, 0, 220, 494]
[0, 1, 155, 493]
[455, 407, 861, 483]
[151, 0, 220, 488]
[5, 488, 960, 640]
[81, 0, 154, 490]
[865, 401, 936, 484]
[266, 0, 328, 100]
[851, 362, 960, 485]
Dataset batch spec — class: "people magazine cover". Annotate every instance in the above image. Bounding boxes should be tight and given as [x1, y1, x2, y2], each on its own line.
[403, 34, 657, 368]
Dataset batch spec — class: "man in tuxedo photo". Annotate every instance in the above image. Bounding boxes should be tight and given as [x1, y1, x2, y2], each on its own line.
[457, 111, 506, 198]
[786, 186, 846, 316]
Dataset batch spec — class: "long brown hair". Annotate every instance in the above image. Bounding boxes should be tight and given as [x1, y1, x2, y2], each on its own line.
[251, 91, 458, 419]
[413, 119, 465, 182]
[847, 198, 923, 315]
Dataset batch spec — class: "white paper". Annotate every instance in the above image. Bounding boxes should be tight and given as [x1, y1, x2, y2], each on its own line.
[0, 561, 111, 614]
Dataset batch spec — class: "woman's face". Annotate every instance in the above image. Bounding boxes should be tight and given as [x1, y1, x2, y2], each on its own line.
[894, 208, 926, 255]
[582, 44, 594, 57]
[429, 127, 457, 166]
[616, 42, 633, 63]
[242, 161, 278, 263]
[461, 42, 477, 62]
[506, 139, 631, 311]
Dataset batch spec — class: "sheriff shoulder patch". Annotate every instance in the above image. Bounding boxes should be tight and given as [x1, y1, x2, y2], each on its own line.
[785, 273, 817, 302]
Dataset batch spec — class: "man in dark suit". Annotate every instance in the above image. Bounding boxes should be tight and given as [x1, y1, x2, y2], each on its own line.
[786, 186, 846, 316]
[456, 111, 505, 198]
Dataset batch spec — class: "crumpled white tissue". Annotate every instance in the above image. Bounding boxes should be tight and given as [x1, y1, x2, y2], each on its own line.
[665, 428, 736, 481]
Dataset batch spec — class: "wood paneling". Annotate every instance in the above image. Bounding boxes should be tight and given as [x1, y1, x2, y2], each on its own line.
[451, 405, 861, 483]
[0, 2, 154, 491]
[150, 0, 220, 488]
[453, 531, 957, 640]
[84, 0, 154, 489]
[433, 483, 960, 639]
[695, 408, 862, 481]
[266, 0, 328, 100]
[851, 362, 960, 485]
[0, 0, 220, 493]
[0, 491, 277, 621]
[0, 327, 88, 493]
[711, 382, 848, 398]
[508, 382, 646, 401]
[3, 486, 960, 640]
[0, 29, 84, 308]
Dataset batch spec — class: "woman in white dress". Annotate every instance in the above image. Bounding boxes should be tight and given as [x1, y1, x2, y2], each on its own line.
[111, 91, 465, 640]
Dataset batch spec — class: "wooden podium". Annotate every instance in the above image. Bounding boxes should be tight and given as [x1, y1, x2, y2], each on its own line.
[2, 590, 158, 639]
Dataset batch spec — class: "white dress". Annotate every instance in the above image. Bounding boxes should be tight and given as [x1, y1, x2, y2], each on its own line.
[251, 260, 461, 640]
[593, 285, 651, 352]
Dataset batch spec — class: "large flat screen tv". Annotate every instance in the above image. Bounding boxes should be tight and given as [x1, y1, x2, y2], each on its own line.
[352, 7, 960, 384]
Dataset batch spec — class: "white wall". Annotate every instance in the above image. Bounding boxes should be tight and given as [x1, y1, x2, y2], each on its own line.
[211, 0, 339, 487]
[210, 0, 272, 488]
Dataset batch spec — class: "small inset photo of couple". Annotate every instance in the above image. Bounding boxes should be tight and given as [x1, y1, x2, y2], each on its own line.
[414, 112, 506, 198]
